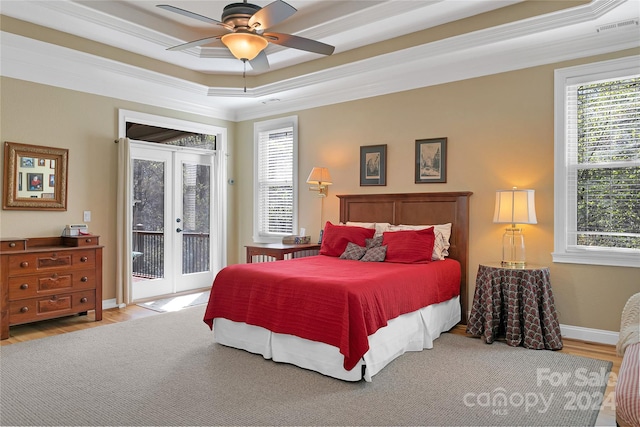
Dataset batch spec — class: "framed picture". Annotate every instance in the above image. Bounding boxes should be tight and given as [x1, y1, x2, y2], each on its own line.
[18, 172, 22, 191]
[50, 159, 56, 169]
[20, 157, 34, 168]
[49, 174, 55, 187]
[360, 144, 387, 186]
[415, 137, 447, 183]
[38, 158, 46, 166]
[27, 173, 44, 191]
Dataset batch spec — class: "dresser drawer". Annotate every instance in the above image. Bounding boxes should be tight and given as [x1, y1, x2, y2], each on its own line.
[7, 250, 96, 274]
[0, 239, 27, 252]
[7, 270, 96, 300]
[9, 291, 96, 325]
[62, 236, 100, 247]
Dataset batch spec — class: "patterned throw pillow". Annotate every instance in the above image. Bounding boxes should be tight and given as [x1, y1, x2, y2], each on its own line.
[365, 236, 383, 249]
[360, 245, 387, 262]
[339, 242, 367, 260]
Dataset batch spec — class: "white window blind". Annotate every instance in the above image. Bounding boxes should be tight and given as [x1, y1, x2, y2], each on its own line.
[554, 56, 640, 268]
[253, 116, 298, 243]
[568, 77, 639, 248]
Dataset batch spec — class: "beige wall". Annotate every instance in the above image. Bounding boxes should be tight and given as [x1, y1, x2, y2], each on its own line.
[0, 77, 236, 301]
[1, 49, 637, 332]
[235, 49, 640, 332]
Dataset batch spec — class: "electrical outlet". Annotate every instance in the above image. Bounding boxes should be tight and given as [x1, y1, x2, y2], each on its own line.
[83, 211, 91, 222]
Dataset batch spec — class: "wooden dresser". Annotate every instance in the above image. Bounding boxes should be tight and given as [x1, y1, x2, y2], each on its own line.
[0, 235, 103, 340]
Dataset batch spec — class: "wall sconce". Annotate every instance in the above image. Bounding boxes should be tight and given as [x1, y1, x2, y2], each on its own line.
[493, 187, 537, 268]
[306, 167, 332, 198]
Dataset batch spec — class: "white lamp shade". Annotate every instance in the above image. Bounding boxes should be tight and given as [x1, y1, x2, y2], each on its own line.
[221, 32, 268, 60]
[306, 167, 332, 185]
[493, 188, 537, 225]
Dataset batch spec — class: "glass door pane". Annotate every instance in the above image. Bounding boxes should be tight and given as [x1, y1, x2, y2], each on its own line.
[132, 159, 165, 280]
[130, 148, 174, 301]
[175, 153, 214, 293]
[181, 162, 210, 274]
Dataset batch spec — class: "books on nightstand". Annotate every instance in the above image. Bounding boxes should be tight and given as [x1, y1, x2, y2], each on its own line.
[282, 235, 311, 244]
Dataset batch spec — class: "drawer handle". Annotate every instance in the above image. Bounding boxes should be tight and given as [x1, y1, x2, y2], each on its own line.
[9, 242, 16, 248]
[50, 295, 57, 301]
[85, 238, 92, 243]
[80, 297, 88, 303]
[20, 283, 29, 290]
[81, 276, 88, 282]
[80, 256, 88, 262]
[51, 253, 57, 259]
[20, 307, 29, 313]
[20, 261, 29, 268]
[51, 273, 58, 279]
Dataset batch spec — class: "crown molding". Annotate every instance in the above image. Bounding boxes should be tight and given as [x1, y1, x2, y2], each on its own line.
[0, 32, 236, 120]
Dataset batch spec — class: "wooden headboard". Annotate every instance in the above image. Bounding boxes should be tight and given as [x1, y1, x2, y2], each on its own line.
[337, 192, 472, 324]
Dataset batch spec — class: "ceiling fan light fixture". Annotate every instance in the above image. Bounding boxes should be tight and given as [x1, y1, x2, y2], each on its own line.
[221, 32, 268, 61]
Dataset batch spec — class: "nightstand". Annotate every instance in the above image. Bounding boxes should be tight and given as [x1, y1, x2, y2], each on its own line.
[466, 262, 563, 350]
[245, 243, 321, 263]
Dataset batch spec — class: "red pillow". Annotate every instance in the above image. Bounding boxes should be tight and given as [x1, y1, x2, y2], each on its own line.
[382, 227, 435, 263]
[320, 222, 375, 257]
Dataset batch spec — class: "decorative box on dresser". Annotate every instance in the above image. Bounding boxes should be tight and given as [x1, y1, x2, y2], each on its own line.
[0, 235, 103, 340]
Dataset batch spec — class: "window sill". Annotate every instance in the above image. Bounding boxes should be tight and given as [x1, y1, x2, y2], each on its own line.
[552, 250, 640, 268]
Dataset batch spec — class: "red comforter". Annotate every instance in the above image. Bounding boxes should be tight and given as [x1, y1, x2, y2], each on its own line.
[203, 255, 460, 370]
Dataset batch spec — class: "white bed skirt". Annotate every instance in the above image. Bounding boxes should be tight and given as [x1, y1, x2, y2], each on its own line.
[212, 296, 460, 382]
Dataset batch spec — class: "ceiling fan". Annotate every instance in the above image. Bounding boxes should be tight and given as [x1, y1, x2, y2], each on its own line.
[157, 0, 335, 72]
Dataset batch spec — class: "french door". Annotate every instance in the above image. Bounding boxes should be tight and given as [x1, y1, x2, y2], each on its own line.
[130, 142, 214, 300]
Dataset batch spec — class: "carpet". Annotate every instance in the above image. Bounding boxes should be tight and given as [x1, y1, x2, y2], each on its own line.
[0, 307, 612, 426]
[137, 291, 210, 312]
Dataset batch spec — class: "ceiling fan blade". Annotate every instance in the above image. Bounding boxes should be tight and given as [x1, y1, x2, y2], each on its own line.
[264, 33, 335, 56]
[249, 50, 270, 72]
[248, 0, 296, 31]
[249, 50, 269, 73]
[167, 36, 224, 51]
[156, 4, 231, 29]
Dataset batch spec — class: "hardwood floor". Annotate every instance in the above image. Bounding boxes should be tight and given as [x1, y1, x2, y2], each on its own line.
[0, 305, 159, 346]
[1, 307, 621, 425]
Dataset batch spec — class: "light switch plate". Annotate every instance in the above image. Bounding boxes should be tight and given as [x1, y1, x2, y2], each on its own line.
[83, 211, 91, 222]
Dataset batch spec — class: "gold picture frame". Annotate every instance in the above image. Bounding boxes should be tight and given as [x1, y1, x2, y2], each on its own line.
[3, 141, 69, 210]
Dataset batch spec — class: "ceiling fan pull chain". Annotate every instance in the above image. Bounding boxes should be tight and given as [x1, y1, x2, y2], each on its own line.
[243, 59, 247, 93]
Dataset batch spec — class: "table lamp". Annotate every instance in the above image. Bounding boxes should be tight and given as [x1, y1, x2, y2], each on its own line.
[493, 187, 537, 267]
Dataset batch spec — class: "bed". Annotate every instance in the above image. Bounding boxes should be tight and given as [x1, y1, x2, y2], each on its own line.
[204, 192, 472, 381]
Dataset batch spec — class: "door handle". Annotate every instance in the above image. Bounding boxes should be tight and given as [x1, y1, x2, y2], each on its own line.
[176, 228, 182, 233]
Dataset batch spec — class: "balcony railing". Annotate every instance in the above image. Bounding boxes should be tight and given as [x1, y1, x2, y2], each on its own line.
[132, 230, 210, 278]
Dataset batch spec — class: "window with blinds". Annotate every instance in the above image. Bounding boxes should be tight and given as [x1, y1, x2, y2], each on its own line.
[253, 116, 298, 243]
[553, 56, 639, 268]
[573, 77, 639, 248]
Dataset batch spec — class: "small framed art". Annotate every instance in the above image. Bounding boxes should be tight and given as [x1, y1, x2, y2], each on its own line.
[27, 173, 44, 191]
[360, 144, 387, 186]
[415, 137, 447, 183]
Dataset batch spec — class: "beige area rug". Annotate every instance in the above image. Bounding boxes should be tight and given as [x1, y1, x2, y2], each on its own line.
[137, 290, 210, 312]
[0, 307, 612, 426]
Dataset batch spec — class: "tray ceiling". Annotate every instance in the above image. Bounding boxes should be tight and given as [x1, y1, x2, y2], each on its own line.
[1, 0, 638, 120]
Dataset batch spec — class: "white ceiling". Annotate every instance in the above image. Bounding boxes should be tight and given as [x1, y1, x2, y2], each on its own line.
[1, 0, 639, 121]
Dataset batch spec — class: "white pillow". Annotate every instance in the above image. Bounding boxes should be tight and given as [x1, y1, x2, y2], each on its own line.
[387, 223, 452, 260]
[346, 221, 391, 237]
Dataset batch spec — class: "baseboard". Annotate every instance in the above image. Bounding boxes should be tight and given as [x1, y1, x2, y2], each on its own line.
[102, 298, 118, 310]
[560, 324, 618, 346]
